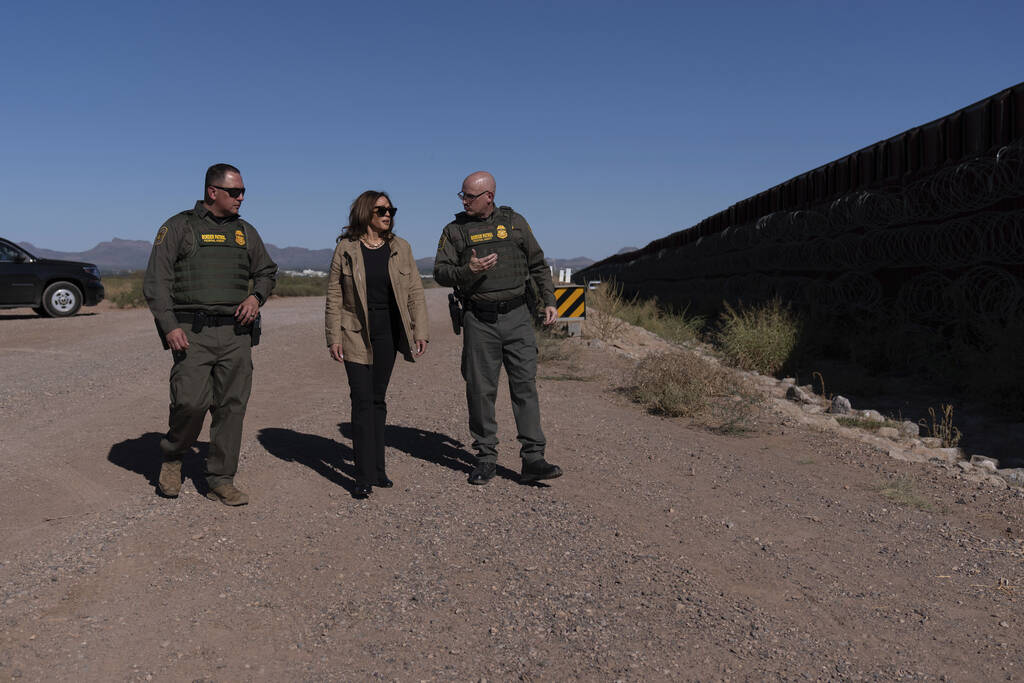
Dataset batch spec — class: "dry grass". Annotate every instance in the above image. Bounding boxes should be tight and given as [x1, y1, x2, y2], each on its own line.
[835, 416, 903, 432]
[714, 299, 800, 376]
[586, 282, 703, 344]
[101, 271, 331, 307]
[272, 275, 328, 297]
[876, 476, 934, 511]
[919, 404, 962, 448]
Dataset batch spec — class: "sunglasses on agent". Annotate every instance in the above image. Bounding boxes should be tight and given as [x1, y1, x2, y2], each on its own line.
[211, 185, 246, 198]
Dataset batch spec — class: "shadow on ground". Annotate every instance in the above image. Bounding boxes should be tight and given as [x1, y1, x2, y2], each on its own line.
[337, 422, 520, 483]
[258, 428, 361, 495]
[107, 432, 210, 494]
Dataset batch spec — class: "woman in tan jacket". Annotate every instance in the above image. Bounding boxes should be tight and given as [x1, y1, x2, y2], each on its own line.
[325, 190, 429, 498]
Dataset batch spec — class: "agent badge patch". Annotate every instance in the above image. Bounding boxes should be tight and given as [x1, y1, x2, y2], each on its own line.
[235, 229, 246, 246]
[154, 225, 168, 245]
[496, 225, 508, 239]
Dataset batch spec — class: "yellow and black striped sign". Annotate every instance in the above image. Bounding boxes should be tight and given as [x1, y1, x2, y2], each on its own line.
[554, 285, 586, 319]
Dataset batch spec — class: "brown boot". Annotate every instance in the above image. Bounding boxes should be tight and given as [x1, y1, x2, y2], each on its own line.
[157, 459, 183, 497]
[205, 483, 249, 506]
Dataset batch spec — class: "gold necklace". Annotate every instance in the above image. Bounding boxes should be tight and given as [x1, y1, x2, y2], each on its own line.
[361, 236, 385, 249]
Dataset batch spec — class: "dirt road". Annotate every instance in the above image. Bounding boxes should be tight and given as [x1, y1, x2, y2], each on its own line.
[1, 292, 1021, 681]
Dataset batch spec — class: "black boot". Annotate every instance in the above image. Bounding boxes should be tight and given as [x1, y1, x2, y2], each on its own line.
[520, 459, 562, 484]
[467, 462, 497, 485]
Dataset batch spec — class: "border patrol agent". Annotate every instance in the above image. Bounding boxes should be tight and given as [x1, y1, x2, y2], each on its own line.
[143, 164, 277, 506]
[434, 171, 563, 485]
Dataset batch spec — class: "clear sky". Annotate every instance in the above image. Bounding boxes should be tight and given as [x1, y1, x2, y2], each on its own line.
[1, 0, 1022, 260]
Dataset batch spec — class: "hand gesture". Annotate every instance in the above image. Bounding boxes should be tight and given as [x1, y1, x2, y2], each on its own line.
[469, 248, 498, 273]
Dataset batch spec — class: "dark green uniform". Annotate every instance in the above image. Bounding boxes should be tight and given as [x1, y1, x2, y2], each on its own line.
[144, 201, 277, 489]
[434, 206, 555, 465]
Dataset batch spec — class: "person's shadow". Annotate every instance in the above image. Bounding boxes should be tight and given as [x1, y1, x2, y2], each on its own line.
[107, 432, 210, 496]
[337, 422, 520, 483]
[257, 428, 361, 496]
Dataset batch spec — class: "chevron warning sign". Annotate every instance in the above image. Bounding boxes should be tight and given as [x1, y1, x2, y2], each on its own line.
[554, 285, 586, 320]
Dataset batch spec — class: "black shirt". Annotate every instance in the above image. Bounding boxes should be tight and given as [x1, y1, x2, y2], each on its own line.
[362, 242, 392, 309]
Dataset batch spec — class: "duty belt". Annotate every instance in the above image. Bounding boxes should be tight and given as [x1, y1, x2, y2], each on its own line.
[468, 294, 526, 315]
[175, 311, 249, 333]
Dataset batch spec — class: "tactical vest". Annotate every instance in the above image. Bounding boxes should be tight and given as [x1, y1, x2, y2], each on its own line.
[460, 206, 530, 294]
[172, 213, 251, 306]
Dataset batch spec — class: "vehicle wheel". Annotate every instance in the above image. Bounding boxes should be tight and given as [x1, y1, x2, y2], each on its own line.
[32, 306, 48, 317]
[42, 281, 83, 317]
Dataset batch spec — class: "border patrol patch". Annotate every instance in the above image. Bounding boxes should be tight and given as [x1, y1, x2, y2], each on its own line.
[154, 225, 168, 246]
[496, 225, 508, 239]
[470, 232, 493, 243]
[235, 229, 246, 246]
[438, 234, 446, 250]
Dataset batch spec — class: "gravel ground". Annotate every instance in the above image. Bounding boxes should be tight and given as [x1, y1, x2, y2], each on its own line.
[0, 292, 1022, 681]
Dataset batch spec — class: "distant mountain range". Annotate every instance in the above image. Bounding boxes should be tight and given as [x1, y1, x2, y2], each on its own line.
[17, 238, 605, 276]
[18, 238, 336, 274]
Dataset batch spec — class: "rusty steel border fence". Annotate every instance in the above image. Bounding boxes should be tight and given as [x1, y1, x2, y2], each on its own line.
[577, 83, 1024, 367]
[581, 82, 1024, 276]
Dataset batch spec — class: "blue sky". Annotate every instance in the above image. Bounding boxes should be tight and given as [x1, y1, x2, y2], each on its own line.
[1, 0, 1022, 260]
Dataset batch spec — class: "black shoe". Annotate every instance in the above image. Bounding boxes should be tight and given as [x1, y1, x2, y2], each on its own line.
[520, 459, 563, 484]
[376, 477, 394, 488]
[353, 483, 372, 498]
[467, 462, 497, 485]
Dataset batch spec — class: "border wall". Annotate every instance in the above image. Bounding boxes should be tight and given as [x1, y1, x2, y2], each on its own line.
[578, 84, 1024, 361]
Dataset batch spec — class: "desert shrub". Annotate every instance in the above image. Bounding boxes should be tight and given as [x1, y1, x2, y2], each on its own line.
[628, 352, 731, 417]
[536, 326, 571, 363]
[110, 280, 146, 308]
[715, 299, 800, 375]
[103, 273, 146, 308]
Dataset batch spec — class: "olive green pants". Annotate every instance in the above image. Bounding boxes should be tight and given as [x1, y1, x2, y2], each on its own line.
[461, 304, 545, 465]
[159, 323, 253, 489]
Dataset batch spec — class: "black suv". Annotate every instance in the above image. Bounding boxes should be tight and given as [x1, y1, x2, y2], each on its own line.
[0, 238, 105, 317]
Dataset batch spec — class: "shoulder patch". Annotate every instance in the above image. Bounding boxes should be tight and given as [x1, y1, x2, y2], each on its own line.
[437, 234, 447, 251]
[154, 225, 168, 245]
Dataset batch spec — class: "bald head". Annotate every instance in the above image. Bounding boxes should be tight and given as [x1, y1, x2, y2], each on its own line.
[463, 171, 495, 193]
[461, 171, 496, 218]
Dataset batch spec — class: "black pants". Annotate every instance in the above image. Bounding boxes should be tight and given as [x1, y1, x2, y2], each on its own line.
[344, 306, 400, 486]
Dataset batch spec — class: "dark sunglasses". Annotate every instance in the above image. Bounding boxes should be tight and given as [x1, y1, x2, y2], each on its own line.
[211, 185, 246, 198]
[373, 206, 397, 217]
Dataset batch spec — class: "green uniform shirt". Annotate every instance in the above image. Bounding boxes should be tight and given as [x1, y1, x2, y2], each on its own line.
[144, 200, 278, 336]
[433, 205, 556, 307]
